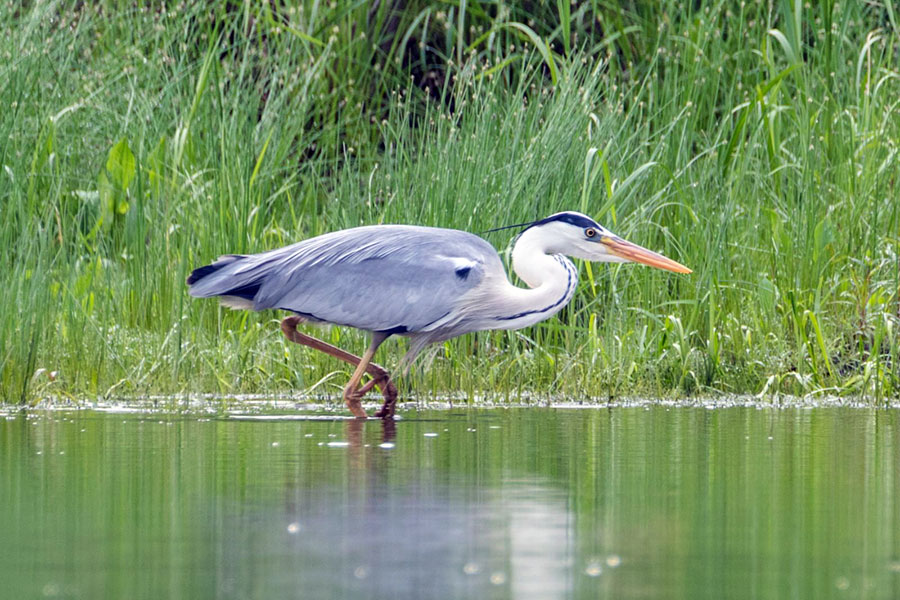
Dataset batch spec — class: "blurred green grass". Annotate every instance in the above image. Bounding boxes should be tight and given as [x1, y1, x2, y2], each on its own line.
[1, 1, 898, 403]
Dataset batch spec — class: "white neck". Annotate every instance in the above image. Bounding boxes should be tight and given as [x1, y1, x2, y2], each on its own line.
[482, 227, 579, 330]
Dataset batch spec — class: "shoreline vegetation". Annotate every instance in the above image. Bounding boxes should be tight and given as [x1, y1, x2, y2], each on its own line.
[2, 1, 899, 404]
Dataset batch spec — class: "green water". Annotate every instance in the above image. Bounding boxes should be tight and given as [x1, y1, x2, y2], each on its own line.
[2, 405, 899, 599]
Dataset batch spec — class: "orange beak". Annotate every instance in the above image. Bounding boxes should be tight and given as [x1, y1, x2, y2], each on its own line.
[601, 236, 692, 274]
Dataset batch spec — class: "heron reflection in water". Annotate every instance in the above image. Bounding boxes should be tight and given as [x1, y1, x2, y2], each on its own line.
[187, 212, 690, 418]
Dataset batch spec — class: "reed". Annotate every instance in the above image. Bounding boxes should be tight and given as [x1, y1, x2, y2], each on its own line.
[1, 1, 898, 403]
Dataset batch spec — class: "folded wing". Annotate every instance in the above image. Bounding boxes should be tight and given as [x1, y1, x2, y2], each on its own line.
[187, 225, 502, 334]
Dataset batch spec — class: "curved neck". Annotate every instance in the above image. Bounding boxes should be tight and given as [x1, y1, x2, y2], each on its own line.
[485, 228, 579, 330]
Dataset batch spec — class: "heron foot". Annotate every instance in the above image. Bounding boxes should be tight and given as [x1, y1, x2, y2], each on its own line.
[343, 375, 397, 419]
[342, 385, 369, 419]
[348, 361, 397, 419]
[373, 378, 398, 419]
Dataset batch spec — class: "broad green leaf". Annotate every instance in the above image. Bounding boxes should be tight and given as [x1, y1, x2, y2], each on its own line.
[107, 138, 136, 191]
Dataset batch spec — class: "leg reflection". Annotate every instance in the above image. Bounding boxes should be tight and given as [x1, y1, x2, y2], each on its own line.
[344, 417, 396, 449]
[345, 417, 398, 473]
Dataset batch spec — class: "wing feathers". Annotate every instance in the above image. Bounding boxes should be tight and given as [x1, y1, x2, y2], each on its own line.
[187, 225, 503, 333]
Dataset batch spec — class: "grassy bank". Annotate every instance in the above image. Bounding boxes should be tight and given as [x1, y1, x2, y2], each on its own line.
[2, 1, 899, 403]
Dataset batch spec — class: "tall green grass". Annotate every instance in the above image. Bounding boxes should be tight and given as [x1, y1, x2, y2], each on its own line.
[1, 1, 899, 403]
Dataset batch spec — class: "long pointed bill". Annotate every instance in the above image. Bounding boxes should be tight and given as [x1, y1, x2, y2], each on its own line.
[601, 236, 692, 274]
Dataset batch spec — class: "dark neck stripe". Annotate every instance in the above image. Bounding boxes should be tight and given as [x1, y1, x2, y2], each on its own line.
[494, 256, 577, 322]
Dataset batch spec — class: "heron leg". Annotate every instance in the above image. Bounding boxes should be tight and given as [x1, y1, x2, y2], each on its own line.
[353, 378, 398, 419]
[372, 386, 398, 419]
[341, 334, 388, 418]
[280, 316, 398, 418]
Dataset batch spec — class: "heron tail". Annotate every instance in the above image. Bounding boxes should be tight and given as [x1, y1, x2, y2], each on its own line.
[186, 254, 262, 310]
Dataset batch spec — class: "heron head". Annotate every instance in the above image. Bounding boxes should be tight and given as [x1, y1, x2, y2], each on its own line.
[524, 211, 692, 274]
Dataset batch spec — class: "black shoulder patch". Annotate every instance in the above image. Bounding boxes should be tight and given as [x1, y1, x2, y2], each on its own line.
[455, 266, 471, 280]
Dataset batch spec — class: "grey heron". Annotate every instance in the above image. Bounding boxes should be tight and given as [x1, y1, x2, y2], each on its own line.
[187, 211, 690, 418]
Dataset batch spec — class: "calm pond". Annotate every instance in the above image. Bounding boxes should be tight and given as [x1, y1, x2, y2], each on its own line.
[2, 404, 899, 599]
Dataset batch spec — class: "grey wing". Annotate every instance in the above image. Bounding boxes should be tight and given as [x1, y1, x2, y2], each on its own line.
[188, 225, 501, 334]
[257, 226, 500, 332]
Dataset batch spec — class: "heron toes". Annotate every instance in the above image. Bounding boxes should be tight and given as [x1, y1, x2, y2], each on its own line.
[344, 375, 398, 419]
[373, 404, 395, 419]
[342, 386, 369, 419]
[373, 379, 399, 419]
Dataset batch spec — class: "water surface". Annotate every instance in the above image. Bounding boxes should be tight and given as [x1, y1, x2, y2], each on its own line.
[2, 405, 899, 599]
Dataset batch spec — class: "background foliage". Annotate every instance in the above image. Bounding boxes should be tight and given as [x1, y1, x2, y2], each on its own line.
[1, 0, 899, 403]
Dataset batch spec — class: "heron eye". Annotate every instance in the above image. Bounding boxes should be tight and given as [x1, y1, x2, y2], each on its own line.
[585, 228, 597, 238]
